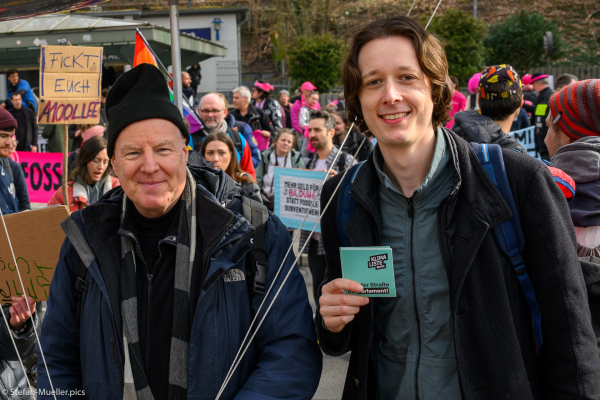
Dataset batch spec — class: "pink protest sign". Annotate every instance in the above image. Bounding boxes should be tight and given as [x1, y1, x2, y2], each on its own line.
[16, 152, 63, 204]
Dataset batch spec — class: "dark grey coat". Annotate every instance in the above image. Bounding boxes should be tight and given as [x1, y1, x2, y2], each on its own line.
[317, 129, 600, 399]
[451, 110, 526, 153]
[0, 307, 38, 400]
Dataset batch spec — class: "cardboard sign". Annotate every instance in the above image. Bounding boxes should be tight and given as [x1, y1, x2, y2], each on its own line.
[273, 167, 327, 233]
[0, 206, 70, 304]
[340, 247, 396, 297]
[38, 45, 103, 125]
[17, 152, 63, 204]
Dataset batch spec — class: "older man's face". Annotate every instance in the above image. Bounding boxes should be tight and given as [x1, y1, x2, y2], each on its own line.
[199, 94, 227, 130]
[111, 119, 189, 218]
[232, 92, 247, 110]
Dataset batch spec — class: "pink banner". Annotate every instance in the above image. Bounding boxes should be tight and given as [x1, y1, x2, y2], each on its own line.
[16, 152, 63, 204]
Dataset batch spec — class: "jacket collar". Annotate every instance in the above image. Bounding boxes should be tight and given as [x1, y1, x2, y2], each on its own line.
[349, 128, 511, 235]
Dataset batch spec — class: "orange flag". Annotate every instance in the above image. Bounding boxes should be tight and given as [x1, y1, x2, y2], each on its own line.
[133, 32, 157, 67]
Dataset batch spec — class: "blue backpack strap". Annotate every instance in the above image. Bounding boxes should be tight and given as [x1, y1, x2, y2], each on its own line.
[470, 142, 543, 354]
[336, 162, 365, 248]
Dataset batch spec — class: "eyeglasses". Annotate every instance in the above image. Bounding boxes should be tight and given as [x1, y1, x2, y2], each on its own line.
[199, 109, 224, 115]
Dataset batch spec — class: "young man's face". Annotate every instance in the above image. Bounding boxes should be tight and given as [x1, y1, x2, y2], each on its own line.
[358, 36, 435, 149]
[544, 113, 572, 159]
[0, 130, 14, 158]
[11, 94, 22, 110]
[182, 73, 192, 88]
[308, 118, 334, 150]
[8, 73, 18, 86]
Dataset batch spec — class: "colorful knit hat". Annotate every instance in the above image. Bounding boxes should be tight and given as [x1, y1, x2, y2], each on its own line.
[549, 79, 600, 141]
[479, 64, 522, 101]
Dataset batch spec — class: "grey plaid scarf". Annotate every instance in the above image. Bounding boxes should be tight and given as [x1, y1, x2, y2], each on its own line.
[120, 168, 197, 400]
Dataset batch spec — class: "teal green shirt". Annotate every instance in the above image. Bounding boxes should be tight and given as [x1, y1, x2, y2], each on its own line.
[373, 129, 462, 399]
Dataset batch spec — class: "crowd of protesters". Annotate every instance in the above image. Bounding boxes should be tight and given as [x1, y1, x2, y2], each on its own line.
[0, 12, 598, 400]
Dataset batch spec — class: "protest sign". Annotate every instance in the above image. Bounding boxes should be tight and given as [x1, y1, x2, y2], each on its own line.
[273, 167, 327, 233]
[0, 206, 70, 304]
[38, 45, 103, 125]
[510, 126, 540, 159]
[16, 152, 63, 204]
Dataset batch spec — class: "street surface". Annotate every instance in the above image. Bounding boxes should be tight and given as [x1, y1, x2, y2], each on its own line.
[297, 251, 350, 400]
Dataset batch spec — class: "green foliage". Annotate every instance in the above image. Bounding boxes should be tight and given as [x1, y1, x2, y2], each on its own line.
[427, 9, 488, 84]
[484, 10, 564, 74]
[287, 34, 344, 93]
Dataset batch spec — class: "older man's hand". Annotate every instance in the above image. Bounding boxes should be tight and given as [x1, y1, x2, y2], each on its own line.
[319, 278, 369, 333]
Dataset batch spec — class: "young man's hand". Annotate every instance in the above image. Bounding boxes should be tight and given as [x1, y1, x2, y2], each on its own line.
[9, 295, 36, 331]
[319, 278, 369, 333]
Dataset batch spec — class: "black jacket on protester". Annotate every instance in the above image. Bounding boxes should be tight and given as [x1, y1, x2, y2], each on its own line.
[333, 129, 374, 163]
[451, 110, 526, 153]
[0, 308, 38, 400]
[532, 87, 554, 161]
[230, 104, 274, 137]
[316, 129, 600, 400]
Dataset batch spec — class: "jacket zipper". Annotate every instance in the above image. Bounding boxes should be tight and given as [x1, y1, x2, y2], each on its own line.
[407, 197, 421, 399]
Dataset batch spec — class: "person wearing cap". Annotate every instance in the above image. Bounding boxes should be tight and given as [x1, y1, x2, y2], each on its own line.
[316, 16, 600, 399]
[251, 80, 283, 131]
[291, 82, 320, 134]
[37, 64, 322, 400]
[0, 108, 30, 213]
[545, 79, 600, 256]
[530, 72, 554, 160]
[451, 64, 526, 153]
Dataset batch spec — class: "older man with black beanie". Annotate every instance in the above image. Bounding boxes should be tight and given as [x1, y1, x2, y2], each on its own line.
[37, 64, 322, 400]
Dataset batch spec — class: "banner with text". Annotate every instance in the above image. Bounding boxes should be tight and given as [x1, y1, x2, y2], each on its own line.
[38, 45, 103, 125]
[16, 152, 63, 204]
[273, 167, 327, 233]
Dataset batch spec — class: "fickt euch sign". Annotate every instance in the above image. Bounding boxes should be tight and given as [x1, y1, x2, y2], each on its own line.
[38, 45, 103, 125]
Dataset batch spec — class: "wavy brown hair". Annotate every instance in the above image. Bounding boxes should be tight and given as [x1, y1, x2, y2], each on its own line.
[343, 16, 452, 135]
[201, 132, 254, 184]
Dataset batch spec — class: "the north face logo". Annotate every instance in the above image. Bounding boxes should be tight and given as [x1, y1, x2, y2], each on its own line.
[223, 269, 245, 283]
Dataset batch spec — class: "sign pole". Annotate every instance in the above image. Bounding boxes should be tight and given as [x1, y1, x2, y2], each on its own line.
[169, 0, 183, 113]
[62, 125, 68, 206]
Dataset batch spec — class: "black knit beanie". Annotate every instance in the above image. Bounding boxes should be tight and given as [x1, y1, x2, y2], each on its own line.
[105, 64, 190, 158]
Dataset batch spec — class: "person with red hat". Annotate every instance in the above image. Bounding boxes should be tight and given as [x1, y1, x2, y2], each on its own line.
[545, 79, 600, 254]
[0, 108, 30, 213]
[530, 72, 554, 160]
[291, 81, 320, 134]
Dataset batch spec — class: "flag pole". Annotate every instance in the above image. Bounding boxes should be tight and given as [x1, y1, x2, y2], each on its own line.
[135, 28, 206, 127]
[169, 0, 183, 114]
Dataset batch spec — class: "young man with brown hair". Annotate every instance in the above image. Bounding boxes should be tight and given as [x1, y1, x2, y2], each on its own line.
[316, 16, 600, 399]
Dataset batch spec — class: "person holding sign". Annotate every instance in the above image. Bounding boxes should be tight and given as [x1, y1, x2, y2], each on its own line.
[47, 136, 119, 212]
[0, 295, 38, 400]
[299, 109, 355, 303]
[317, 16, 600, 399]
[37, 64, 321, 400]
[256, 129, 305, 210]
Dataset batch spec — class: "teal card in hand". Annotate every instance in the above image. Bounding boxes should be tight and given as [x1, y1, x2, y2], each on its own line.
[340, 247, 396, 297]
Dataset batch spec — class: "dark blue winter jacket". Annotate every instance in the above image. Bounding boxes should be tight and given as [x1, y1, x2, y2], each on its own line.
[6, 79, 37, 113]
[37, 166, 322, 399]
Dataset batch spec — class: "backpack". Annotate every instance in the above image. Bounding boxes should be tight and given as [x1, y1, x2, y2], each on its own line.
[74, 196, 269, 322]
[336, 143, 543, 354]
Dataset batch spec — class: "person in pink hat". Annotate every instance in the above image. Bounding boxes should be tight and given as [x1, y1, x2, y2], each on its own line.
[530, 72, 554, 160]
[291, 81, 320, 134]
[465, 72, 481, 111]
[251, 80, 283, 131]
